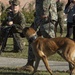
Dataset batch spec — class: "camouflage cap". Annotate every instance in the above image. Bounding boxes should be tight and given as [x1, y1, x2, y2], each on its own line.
[13, 0, 20, 6]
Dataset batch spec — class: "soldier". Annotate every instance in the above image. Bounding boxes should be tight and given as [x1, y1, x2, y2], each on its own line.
[55, 0, 65, 37]
[64, 0, 75, 39]
[0, 0, 26, 52]
[18, 0, 58, 72]
[0, 1, 5, 25]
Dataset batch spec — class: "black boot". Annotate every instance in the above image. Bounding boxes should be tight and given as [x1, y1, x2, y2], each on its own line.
[17, 60, 34, 72]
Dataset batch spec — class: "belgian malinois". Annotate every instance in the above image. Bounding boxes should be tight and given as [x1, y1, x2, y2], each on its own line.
[22, 27, 75, 75]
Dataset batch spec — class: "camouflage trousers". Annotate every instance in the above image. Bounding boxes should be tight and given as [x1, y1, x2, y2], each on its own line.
[56, 11, 64, 35]
[13, 33, 24, 51]
[0, 28, 24, 51]
[40, 22, 55, 38]
[28, 21, 55, 61]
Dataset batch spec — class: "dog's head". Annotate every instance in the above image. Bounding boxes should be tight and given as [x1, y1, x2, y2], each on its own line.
[22, 27, 36, 39]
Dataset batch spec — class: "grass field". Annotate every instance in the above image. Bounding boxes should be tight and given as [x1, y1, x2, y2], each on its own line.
[0, 67, 69, 75]
[0, 32, 71, 75]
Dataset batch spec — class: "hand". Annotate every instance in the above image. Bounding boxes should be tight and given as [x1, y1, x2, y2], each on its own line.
[7, 21, 13, 26]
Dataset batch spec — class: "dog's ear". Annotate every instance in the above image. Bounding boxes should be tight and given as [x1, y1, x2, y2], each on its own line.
[22, 27, 36, 38]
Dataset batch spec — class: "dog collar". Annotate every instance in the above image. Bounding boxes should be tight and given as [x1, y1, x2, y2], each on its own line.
[28, 33, 38, 43]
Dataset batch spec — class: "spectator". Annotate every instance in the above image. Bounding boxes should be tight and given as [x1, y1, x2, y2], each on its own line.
[64, 0, 75, 39]
[0, 0, 26, 52]
[18, 0, 58, 72]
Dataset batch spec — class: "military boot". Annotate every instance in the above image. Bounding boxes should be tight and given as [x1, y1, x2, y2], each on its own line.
[17, 60, 34, 72]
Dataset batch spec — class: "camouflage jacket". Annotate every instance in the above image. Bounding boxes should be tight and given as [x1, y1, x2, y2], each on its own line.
[36, 0, 58, 21]
[1, 11, 26, 33]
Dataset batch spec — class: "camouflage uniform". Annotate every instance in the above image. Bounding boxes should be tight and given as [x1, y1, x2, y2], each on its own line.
[1, 0, 26, 52]
[55, 0, 65, 37]
[23, 0, 58, 71]
[33, 0, 58, 38]
[0, 1, 5, 25]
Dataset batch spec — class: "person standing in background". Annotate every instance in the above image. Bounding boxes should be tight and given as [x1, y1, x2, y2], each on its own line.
[64, 0, 75, 39]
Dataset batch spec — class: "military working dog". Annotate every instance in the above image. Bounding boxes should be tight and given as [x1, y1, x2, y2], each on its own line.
[22, 27, 75, 75]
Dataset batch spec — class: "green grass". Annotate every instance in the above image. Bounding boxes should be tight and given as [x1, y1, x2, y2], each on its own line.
[0, 67, 69, 75]
[0, 38, 28, 59]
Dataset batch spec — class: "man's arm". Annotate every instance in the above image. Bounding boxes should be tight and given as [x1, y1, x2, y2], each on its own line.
[13, 12, 26, 33]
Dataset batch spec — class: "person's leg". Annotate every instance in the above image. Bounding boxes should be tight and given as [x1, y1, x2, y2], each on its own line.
[57, 11, 65, 37]
[0, 27, 9, 51]
[55, 21, 58, 37]
[58, 17, 64, 37]
[20, 43, 35, 71]
[17, 42, 35, 72]
[0, 27, 3, 45]
[13, 33, 24, 52]
[66, 22, 73, 38]
[73, 25, 75, 40]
